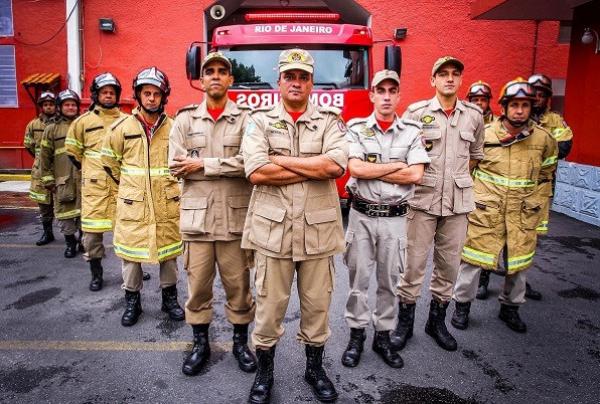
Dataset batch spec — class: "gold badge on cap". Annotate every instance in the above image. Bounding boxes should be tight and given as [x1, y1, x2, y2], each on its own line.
[288, 51, 306, 63]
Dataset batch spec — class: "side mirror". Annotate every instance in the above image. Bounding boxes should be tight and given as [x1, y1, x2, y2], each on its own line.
[186, 45, 202, 80]
[384, 45, 402, 76]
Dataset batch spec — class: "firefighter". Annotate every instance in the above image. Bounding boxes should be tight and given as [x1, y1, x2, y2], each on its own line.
[24, 91, 57, 246]
[341, 70, 430, 369]
[466, 80, 496, 300]
[392, 56, 485, 352]
[242, 49, 347, 404]
[451, 78, 558, 333]
[168, 52, 256, 376]
[66, 73, 128, 291]
[466, 81, 496, 125]
[39, 89, 82, 258]
[102, 67, 184, 327]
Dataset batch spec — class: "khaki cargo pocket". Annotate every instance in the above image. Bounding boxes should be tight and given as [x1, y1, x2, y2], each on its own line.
[187, 134, 206, 158]
[254, 253, 268, 297]
[453, 175, 475, 213]
[268, 136, 292, 156]
[180, 196, 208, 234]
[56, 176, 76, 203]
[411, 173, 437, 210]
[299, 142, 322, 156]
[423, 129, 442, 157]
[83, 176, 109, 197]
[165, 183, 181, 219]
[249, 204, 286, 253]
[390, 147, 408, 162]
[521, 200, 543, 230]
[117, 186, 145, 222]
[227, 195, 249, 235]
[305, 207, 338, 255]
[459, 130, 475, 157]
[467, 199, 500, 228]
[223, 135, 241, 157]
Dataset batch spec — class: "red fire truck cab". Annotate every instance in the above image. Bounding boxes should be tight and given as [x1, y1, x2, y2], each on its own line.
[187, 3, 402, 208]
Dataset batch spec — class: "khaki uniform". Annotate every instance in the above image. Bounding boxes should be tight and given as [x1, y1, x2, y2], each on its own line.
[102, 109, 181, 291]
[534, 110, 572, 235]
[169, 100, 255, 325]
[242, 101, 348, 348]
[344, 114, 430, 331]
[66, 106, 126, 259]
[24, 114, 54, 219]
[39, 116, 81, 234]
[453, 119, 557, 305]
[397, 96, 485, 303]
[483, 112, 496, 125]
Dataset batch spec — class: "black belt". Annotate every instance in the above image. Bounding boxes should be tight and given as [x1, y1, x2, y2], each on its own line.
[351, 197, 409, 217]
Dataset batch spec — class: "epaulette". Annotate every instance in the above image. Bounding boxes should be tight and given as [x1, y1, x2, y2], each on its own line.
[110, 116, 128, 131]
[176, 104, 199, 116]
[318, 106, 341, 116]
[533, 123, 552, 138]
[236, 103, 252, 110]
[250, 105, 275, 114]
[407, 100, 430, 113]
[462, 100, 483, 114]
[346, 117, 368, 128]
[401, 118, 422, 129]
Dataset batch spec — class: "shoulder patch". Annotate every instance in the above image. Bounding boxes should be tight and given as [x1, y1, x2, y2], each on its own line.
[318, 106, 341, 116]
[236, 103, 251, 110]
[402, 118, 422, 129]
[176, 104, 199, 116]
[407, 100, 429, 113]
[110, 116, 129, 131]
[463, 100, 483, 114]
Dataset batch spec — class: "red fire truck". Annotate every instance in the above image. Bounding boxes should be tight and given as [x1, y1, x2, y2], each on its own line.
[186, 2, 401, 208]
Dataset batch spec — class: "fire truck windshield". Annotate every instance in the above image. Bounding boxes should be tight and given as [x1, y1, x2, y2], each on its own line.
[220, 47, 368, 90]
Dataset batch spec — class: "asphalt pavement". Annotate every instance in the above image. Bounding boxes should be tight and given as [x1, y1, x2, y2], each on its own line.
[0, 188, 599, 403]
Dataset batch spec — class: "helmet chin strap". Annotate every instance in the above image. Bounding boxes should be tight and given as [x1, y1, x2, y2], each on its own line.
[505, 117, 528, 128]
[140, 104, 163, 115]
[98, 101, 118, 109]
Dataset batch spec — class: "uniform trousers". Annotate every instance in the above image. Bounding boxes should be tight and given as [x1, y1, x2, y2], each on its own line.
[344, 208, 407, 331]
[397, 210, 468, 303]
[38, 200, 54, 223]
[252, 252, 334, 349]
[58, 217, 79, 236]
[121, 258, 178, 292]
[183, 240, 255, 325]
[82, 232, 105, 260]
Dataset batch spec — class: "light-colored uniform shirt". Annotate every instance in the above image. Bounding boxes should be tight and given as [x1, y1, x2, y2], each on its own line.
[345, 113, 431, 204]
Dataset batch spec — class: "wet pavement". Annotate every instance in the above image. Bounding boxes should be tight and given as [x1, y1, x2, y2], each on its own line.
[0, 192, 599, 403]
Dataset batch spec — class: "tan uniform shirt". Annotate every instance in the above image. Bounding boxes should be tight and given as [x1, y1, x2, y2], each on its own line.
[169, 100, 252, 242]
[402, 96, 485, 216]
[24, 114, 54, 203]
[241, 101, 348, 262]
[346, 113, 431, 204]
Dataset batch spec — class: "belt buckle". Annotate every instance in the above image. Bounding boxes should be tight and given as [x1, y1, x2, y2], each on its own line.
[366, 203, 390, 217]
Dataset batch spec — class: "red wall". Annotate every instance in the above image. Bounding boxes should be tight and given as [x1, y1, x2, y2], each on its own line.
[0, 0, 570, 169]
[564, 1, 600, 166]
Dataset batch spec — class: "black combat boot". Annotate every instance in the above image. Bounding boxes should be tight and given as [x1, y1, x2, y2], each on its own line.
[248, 346, 275, 404]
[372, 331, 403, 368]
[525, 282, 542, 301]
[390, 302, 416, 350]
[424, 299, 458, 351]
[233, 324, 257, 373]
[36, 220, 55, 246]
[121, 291, 142, 327]
[499, 304, 527, 333]
[182, 324, 210, 376]
[451, 301, 471, 330]
[64, 234, 77, 258]
[77, 231, 85, 253]
[476, 270, 490, 300]
[341, 328, 365, 367]
[161, 285, 185, 321]
[304, 345, 338, 403]
[89, 258, 103, 291]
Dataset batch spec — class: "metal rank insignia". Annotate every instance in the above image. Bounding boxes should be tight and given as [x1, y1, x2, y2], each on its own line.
[365, 153, 380, 163]
[361, 126, 375, 137]
[270, 120, 288, 130]
[420, 115, 437, 129]
[423, 139, 434, 152]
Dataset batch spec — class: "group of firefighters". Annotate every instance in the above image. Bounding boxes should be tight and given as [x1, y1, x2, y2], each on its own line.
[22, 48, 572, 403]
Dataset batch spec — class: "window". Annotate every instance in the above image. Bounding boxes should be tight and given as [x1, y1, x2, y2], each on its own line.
[0, 45, 18, 107]
[0, 0, 13, 37]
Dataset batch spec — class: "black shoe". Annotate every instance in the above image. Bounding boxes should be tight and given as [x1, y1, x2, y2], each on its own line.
[36, 220, 55, 246]
[476, 270, 490, 300]
[182, 324, 210, 375]
[341, 328, 365, 367]
[64, 234, 77, 258]
[161, 285, 185, 321]
[525, 282, 542, 301]
[451, 301, 471, 330]
[143, 271, 151, 281]
[372, 331, 403, 368]
[89, 258, 103, 291]
[304, 345, 338, 403]
[248, 346, 275, 404]
[499, 304, 527, 333]
[425, 299, 458, 351]
[233, 324, 257, 373]
[121, 291, 142, 327]
[390, 302, 415, 350]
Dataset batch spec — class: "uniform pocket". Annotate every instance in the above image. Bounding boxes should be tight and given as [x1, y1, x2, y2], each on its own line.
[410, 173, 437, 210]
[453, 175, 475, 213]
[268, 136, 292, 156]
[117, 186, 145, 222]
[423, 129, 442, 157]
[459, 130, 475, 158]
[305, 207, 339, 255]
[299, 141, 322, 156]
[467, 199, 500, 228]
[249, 204, 286, 253]
[56, 176, 76, 203]
[342, 230, 354, 267]
[398, 237, 408, 274]
[187, 134, 207, 158]
[180, 196, 208, 234]
[255, 253, 268, 297]
[223, 135, 241, 157]
[83, 176, 109, 197]
[227, 195, 249, 235]
[521, 199, 543, 230]
[327, 258, 335, 293]
[165, 182, 181, 219]
[390, 147, 408, 162]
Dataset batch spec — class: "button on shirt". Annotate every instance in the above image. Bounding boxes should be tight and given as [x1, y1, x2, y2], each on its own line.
[346, 113, 431, 204]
